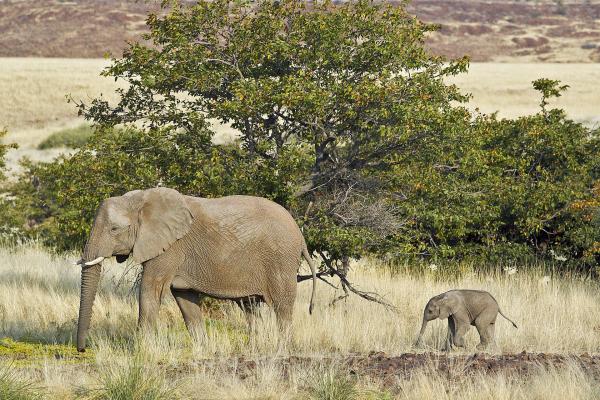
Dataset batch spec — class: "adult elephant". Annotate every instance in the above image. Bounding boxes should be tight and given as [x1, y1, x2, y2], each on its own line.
[74, 187, 317, 352]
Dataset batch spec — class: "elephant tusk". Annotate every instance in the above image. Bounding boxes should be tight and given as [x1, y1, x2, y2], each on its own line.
[73, 259, 83, 266]
[84, 257, 105, 266]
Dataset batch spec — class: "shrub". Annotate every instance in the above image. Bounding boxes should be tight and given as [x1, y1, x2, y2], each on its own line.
[402, 80, 599, 266]
[390, 101, 599, 266]
[37, 124, 93, 149]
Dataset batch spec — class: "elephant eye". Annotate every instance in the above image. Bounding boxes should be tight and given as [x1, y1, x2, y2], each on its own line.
[110, 226, 126, 233]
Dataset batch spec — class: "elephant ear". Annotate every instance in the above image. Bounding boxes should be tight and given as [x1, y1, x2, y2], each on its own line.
[131, 187, 194, 264]
[438, 294, 457, 319]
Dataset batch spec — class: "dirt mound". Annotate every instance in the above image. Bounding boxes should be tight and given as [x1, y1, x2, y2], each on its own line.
[220, 352, 600, 383]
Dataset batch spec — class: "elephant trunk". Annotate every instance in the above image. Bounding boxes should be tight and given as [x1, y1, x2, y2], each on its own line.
[415, 316, 429, 346]
[77, 226, 104, 352]
[76, 262, 102, 352]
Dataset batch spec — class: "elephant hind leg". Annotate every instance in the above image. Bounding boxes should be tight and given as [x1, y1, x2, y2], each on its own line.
[268, 269, 297, 333]
[273, 302, 294, 330]
[171, 288, 204, 334]
[272, 290, 295, 336]
[475, 315, 497, 351]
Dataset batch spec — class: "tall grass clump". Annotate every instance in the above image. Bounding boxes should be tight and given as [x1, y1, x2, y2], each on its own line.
[86, 354, 177, 400]
[306, 369, 357, 400]
[0, 362, 43, 400]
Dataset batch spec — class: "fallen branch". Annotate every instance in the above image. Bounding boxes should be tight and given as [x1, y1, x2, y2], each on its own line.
[297, 271, 339, 289]
[316, 251, 398, 312]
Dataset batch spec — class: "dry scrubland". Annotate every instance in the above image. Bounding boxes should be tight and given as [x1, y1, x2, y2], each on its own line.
[0, 58, 121, 172]
[0, 58, 239, 172]
[448, 63, 600, 124]
[1, 245, 600, 398]
[1, 58, 599, 143]
[1, 59, 599, 174]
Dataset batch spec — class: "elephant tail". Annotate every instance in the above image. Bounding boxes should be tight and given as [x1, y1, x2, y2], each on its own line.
[302, 245, 317, 315]
[499, 309, 518, 328]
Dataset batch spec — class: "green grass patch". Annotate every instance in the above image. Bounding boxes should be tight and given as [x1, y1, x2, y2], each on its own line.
[0, 337, 92, 363]
[37, 124, 93, 149]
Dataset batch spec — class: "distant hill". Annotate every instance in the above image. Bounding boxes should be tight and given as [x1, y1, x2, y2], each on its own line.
[0, 0, 157, 58]
[1, 0, 599, 61]
[409, 0, 600, 62]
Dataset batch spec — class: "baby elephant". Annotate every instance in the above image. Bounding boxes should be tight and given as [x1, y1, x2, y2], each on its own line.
[415, 290, 517, 351]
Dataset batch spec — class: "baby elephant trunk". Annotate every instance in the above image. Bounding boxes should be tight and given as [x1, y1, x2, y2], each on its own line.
[415, 316, 429, 345]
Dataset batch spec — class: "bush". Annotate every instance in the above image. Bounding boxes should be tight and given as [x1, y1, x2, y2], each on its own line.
[37, 124, 93, 149]
[394, 80, 599, 266]
[391, 104, 599, 266]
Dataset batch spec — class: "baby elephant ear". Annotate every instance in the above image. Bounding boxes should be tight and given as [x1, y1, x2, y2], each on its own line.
[132, 187, 194, 264]
[438, 294, 457, 320]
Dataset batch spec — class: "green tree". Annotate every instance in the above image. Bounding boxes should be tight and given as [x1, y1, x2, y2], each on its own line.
[75, 0, 469, 289]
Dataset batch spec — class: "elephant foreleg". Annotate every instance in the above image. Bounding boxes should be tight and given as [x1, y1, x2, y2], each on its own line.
[138, 274, 161, 329]
[172, 288, 204, 334]
[443, 316, 456, 351]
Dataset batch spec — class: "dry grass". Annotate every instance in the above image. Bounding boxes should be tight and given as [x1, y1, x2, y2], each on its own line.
[0, 58, 120, 138]
[1, 245, 600, 398]
[2, 58, 598, 144]
[0, 58, 238, 175]
[449, 63, 600, 125]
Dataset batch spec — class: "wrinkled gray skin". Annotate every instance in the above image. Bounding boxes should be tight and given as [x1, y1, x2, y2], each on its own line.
[76, 187, 317, 352]
[415, 290, 517, 351]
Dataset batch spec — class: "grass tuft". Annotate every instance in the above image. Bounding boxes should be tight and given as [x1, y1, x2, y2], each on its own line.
[306, 369, 357, 400]
[85, 354, 177, 400]
[0, 362, 43, 400]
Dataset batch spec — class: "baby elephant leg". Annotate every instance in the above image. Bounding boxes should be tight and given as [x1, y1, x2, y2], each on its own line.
[452, 320, 470, 348]
[443, 317, 456, 351]
[475, 314, 497, 351]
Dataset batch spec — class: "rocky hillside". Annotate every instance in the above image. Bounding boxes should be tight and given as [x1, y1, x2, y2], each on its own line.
[1, 0, 599, 61]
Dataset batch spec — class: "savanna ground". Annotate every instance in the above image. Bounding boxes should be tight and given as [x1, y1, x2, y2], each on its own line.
[2, 245, 600, 398]
[1, 58, 600, 398]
